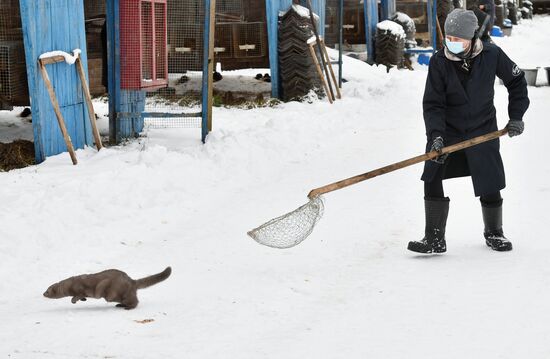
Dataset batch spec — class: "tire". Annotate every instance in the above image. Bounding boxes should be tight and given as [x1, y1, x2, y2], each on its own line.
[390, 12, 416, 48]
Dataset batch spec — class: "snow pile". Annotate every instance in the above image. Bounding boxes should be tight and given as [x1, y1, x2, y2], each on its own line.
[0, 108, 33, 142]
[493, 15, 550, 78]
[39, 49, 82, 65]
[376, 20, 405, 39]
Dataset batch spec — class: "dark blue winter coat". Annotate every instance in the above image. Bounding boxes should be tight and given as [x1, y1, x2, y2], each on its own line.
[421, 43, 529, 196]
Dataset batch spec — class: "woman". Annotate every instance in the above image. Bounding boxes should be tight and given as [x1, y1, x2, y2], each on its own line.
[408, 9, 529, 254]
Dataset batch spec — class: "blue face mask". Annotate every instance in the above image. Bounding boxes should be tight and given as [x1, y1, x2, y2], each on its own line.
[446, 40, 465, 55]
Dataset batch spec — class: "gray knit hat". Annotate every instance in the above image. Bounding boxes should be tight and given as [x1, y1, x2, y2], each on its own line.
[444, 9, 479, 40]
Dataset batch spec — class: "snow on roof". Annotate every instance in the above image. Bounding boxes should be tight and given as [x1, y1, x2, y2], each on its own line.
[394, 12, 413, 25]
[279, 4, 320, 21]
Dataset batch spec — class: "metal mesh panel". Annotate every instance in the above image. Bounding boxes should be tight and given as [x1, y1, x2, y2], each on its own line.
[324, 0, 365, 47]
[155, 4, 167, 80]
[144, 116, 201, 128]
[215, 0, 269, 71]
[0, 42, 28, 106]
[214, 23, 234, 58]
[84, 0, 108, 96]
[142, 2, 154, 81]
[0, 0, 28, 108]
[84, 0, 107, 18]
[144, 0, 270, 129]
[144, 0, 205, 129]
[216, 0, 243, 16]
[120, 0, 168, 90]
[233, 22, 267, 58]
[167, 0, 204, 72]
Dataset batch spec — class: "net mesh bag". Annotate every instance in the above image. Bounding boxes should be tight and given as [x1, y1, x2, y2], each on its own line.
[247, 196, 324, 249]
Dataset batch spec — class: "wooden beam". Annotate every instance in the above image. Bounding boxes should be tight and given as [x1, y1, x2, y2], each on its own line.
[75, 57, 103, 150]
[39, 55, 67, 65]
[308, 43, 333, 104]
[321, 39, 341, 99]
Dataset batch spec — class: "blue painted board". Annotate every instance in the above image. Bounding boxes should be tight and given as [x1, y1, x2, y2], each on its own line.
[201, 0, 213, 143]
[380, 0, 396, 21]
[364, 0, 379, 64]
[266, 0, 326, 99]
[20, 0, 93, 163]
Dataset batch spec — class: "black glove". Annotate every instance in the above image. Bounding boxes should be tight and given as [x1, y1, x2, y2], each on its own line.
[430, 136, 448, 164]
[507, 120, 524, 137]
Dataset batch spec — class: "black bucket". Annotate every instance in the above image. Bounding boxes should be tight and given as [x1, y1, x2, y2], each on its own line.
[523, 68, 538, 86]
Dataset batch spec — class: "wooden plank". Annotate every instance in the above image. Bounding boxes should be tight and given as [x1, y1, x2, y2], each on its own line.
[308, 43, 333, 104]
[39, 55, 67, 64]
[320, 39, 341, 99]
[201, 0, 216, 143]
[76, 56, 103, 150]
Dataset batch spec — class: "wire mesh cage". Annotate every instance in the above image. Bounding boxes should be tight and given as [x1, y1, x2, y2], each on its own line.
[215, 0, 269, 70]
[142, 0, 270, 130]
[84, 0, 108, 96]
[214, 23, 234, 59]
[166, 0, 204, 73]
[120, 0, 169, 91]
[0, 0, 29, 108]
[0, 42, 28, 107]
[216, 0, 243, 18]
[143, 0, 206, 129]
[233, 22, 267, 59]
[324, 0, 366, 47]
[84, 0, 107, 18]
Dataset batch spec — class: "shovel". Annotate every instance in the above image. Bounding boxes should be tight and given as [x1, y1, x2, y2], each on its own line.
[248, 128, 509, 249]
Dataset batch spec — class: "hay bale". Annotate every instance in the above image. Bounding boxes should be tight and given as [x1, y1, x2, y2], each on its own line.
[0, 140, 35, 171]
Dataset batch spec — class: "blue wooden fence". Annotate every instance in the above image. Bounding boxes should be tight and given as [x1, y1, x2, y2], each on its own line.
[364, 0, 379, 64]
[20, 0, 93, 163]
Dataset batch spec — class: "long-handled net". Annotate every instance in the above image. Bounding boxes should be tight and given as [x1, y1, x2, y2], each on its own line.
[247, 196, 324, 249]
[247, 129, 509, 250]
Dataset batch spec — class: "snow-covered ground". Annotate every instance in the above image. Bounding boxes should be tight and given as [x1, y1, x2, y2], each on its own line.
[1, 15, 550, 359]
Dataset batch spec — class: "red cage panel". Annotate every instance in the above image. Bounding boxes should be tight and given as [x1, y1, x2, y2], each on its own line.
[120, 0, 168, 91]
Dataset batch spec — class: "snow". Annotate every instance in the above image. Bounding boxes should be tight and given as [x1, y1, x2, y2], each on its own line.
[492, 15, 550, 82]
[1, 15, 550, 359]
[0, 108, 33, 142]
[279, 4, 320, 22]
[377, 20, 406, 38]
[394, 11, 414, 26]
[39, 49, 82, 65]
[166, 68, 272, 98]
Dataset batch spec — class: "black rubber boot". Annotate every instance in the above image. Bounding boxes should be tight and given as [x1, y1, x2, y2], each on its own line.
[482, 202, 513, 251]
[408, 197, 450, 254]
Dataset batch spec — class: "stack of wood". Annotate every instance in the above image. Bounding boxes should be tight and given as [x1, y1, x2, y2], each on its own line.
[278, 5, 323, 102]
